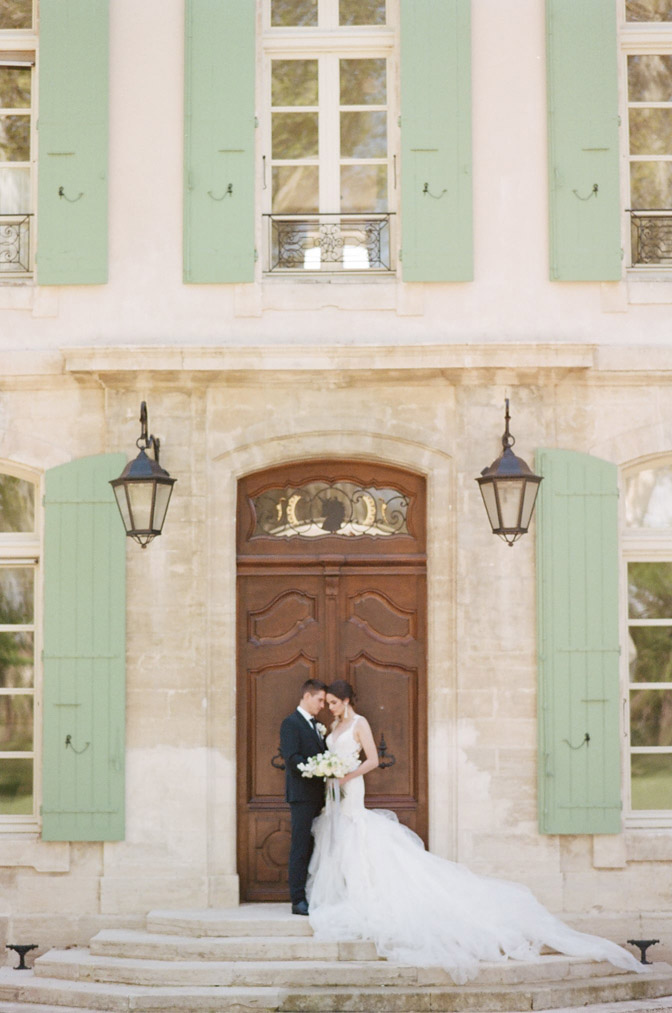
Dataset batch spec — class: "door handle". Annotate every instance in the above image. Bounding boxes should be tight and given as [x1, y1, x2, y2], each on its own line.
[271, 744, 285, 770]
[377, 732, 396, 769]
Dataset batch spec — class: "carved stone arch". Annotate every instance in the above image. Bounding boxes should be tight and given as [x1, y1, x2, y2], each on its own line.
[205, 431, 456, 904]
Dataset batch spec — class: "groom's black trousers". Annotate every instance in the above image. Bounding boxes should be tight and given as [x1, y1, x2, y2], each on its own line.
[288, 799, 323, 905]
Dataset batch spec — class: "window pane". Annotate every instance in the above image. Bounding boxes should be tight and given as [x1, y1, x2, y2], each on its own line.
[627, 0, 672, 20]
[630, 109, 672, 155]
[272, 165, 319, 212]
[0, 473, 34, 532]
[630, 161, 672, 208]
[272, 112, 319, 158]
[0, 757, 32, 815]
[631, 753, 672, 809]
[626, 465, 672, 527]
[0, 694, 33, 751]
[0, 0, 32, 30]
[0, 568, 33, 624]
[272, 60, 318, 107]
[0, 67, 30, 109]
[0, 166, 30, 212]
[340, 111, 386, 158]
[0, 632, 33, 688]
[341, 165, 387, 212]
[271, 0, 318, 26]
[340, 59, 386, 106]
[340, 0, 386, 25]
[628, 55, 672, 102]
[631, 689, 672, 746]
[0, 115, 29, 161]
[630, 626, 672, 682]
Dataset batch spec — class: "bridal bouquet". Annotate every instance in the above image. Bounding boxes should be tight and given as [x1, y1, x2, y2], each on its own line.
[297, 749, 360, 780]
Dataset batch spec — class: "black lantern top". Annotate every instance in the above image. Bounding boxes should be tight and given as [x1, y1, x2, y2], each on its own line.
[476, 399, 542, 546]
[110, 402, 176, 548]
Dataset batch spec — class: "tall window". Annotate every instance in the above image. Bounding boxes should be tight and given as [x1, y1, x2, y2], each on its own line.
[623, 1, 672, 266]
[0, 0, 36, 278]
[623, 457, 672, 825]
[262, 0, 397, 273]
[0, 466, 39, 827]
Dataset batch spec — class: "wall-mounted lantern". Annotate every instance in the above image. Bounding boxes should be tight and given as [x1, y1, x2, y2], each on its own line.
[110, 402, 176, 548]
[476, 399, 542, 546]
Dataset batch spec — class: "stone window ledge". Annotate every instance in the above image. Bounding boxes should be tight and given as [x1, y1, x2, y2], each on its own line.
[0, 836, 69, 873]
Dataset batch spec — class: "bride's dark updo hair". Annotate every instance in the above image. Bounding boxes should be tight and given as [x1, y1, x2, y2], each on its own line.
[327, 680, 355, 703]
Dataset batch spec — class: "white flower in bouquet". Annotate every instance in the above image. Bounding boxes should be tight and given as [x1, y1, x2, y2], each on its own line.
[298, 749, 360, 780]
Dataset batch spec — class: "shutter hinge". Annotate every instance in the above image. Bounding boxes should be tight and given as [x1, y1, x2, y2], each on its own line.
[398, 249, 402, 261]
[254, 248, 259, 262]
[618, 115, 622, 127]
[397, 116, 401, 127]
[254, 116, 259, 128]
[621, 248, 625, 261]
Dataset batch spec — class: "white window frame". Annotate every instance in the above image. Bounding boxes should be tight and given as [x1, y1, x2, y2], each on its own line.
[0, 0, 38, 281]
[620, 2, 672, 273]
[621, 454, 672, 828]
[260, 0, 399, 275]
[0, 461, 41, 833]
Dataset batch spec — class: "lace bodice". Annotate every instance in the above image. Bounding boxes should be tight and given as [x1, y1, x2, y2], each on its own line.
[326, 715, 361, 756]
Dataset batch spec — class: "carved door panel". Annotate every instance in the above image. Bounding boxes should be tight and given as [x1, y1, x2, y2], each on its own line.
[237, 573, 326, 901]
[237, 460, 427, 902]
[339, 571, 427, 839]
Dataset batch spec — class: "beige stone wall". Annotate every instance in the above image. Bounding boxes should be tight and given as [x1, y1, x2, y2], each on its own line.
[1, 351, 671, 963]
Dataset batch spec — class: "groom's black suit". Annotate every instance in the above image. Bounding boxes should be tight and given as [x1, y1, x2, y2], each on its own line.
[280, 709, 326, 906]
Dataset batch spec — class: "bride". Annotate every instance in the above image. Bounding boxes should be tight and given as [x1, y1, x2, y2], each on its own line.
[306, 680, 646, 986]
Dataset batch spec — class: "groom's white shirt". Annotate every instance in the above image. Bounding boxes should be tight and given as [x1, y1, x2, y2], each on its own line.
[296, 705, 315, 727]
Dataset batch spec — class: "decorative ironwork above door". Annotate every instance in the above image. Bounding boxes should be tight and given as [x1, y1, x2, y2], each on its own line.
[252, 481, 410, 538]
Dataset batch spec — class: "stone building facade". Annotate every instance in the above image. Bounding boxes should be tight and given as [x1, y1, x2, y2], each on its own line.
[1, 0, 672, 965]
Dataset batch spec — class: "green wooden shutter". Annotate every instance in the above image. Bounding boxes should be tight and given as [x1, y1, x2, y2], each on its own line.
[546, 0, 621, 281]
[183, 0, 255, 283]
[36, 0, 109, 285]
[536, 449, 621, 835]
[400, 0, 472, 282]
[42, 454, 126, 841]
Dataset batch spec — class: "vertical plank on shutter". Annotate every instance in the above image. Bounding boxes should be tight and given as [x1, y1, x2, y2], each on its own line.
[184, 0, 256, 283]
[400, 0, 472, 282]
[42, 455, 126, 841]
[536, 449, 621, 834]
[37, 0, 109, 285]
[546, 0, 621, 281]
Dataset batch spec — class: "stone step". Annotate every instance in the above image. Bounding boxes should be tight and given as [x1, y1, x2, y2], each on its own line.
[32, 948, 672, 990]
[89, 927, 379, 962]
[34, 950, 420, 987]
[146, 903, 313, 938]
[2, 966, 672, 1013]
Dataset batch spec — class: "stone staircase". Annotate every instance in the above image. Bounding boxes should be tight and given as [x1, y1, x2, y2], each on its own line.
[0, 904, 671, 1012]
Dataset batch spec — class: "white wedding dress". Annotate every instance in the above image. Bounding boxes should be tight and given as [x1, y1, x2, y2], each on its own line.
[306, 717, 646, 985]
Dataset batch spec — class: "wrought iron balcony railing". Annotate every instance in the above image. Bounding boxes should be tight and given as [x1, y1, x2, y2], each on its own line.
[264, 212, 394, 273]
[0, 214, 33, 276]
[629, 209, 672, 267]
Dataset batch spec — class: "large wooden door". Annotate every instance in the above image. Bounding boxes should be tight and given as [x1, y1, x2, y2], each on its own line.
[236, 461, 427, 901]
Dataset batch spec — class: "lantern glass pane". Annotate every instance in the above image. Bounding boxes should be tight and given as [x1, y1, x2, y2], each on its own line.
[478, 480, 500, 531]
[113, 484, 132, 532]
[152, 483, 173, 533]
[497, 479, 524, 530]
[127, 482, 154, 532]
[520, 479, 541, 531]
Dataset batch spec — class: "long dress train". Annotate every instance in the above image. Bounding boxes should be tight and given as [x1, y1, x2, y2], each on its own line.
[306, 717, 646, 986]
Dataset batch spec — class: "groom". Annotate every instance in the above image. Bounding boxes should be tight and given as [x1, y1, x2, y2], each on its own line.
[280, 678, 327, 915]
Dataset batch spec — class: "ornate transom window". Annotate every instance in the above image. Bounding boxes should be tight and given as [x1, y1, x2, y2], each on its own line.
[252, 480, 409, 537]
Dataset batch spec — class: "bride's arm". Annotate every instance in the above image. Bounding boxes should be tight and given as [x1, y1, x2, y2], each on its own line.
[338, 717, 378, 785]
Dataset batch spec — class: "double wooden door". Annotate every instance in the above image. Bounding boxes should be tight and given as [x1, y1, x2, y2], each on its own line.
[236, 461, 427, 901]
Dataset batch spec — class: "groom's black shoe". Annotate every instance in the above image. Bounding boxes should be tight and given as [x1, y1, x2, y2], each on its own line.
[291, 900, 309, 916]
